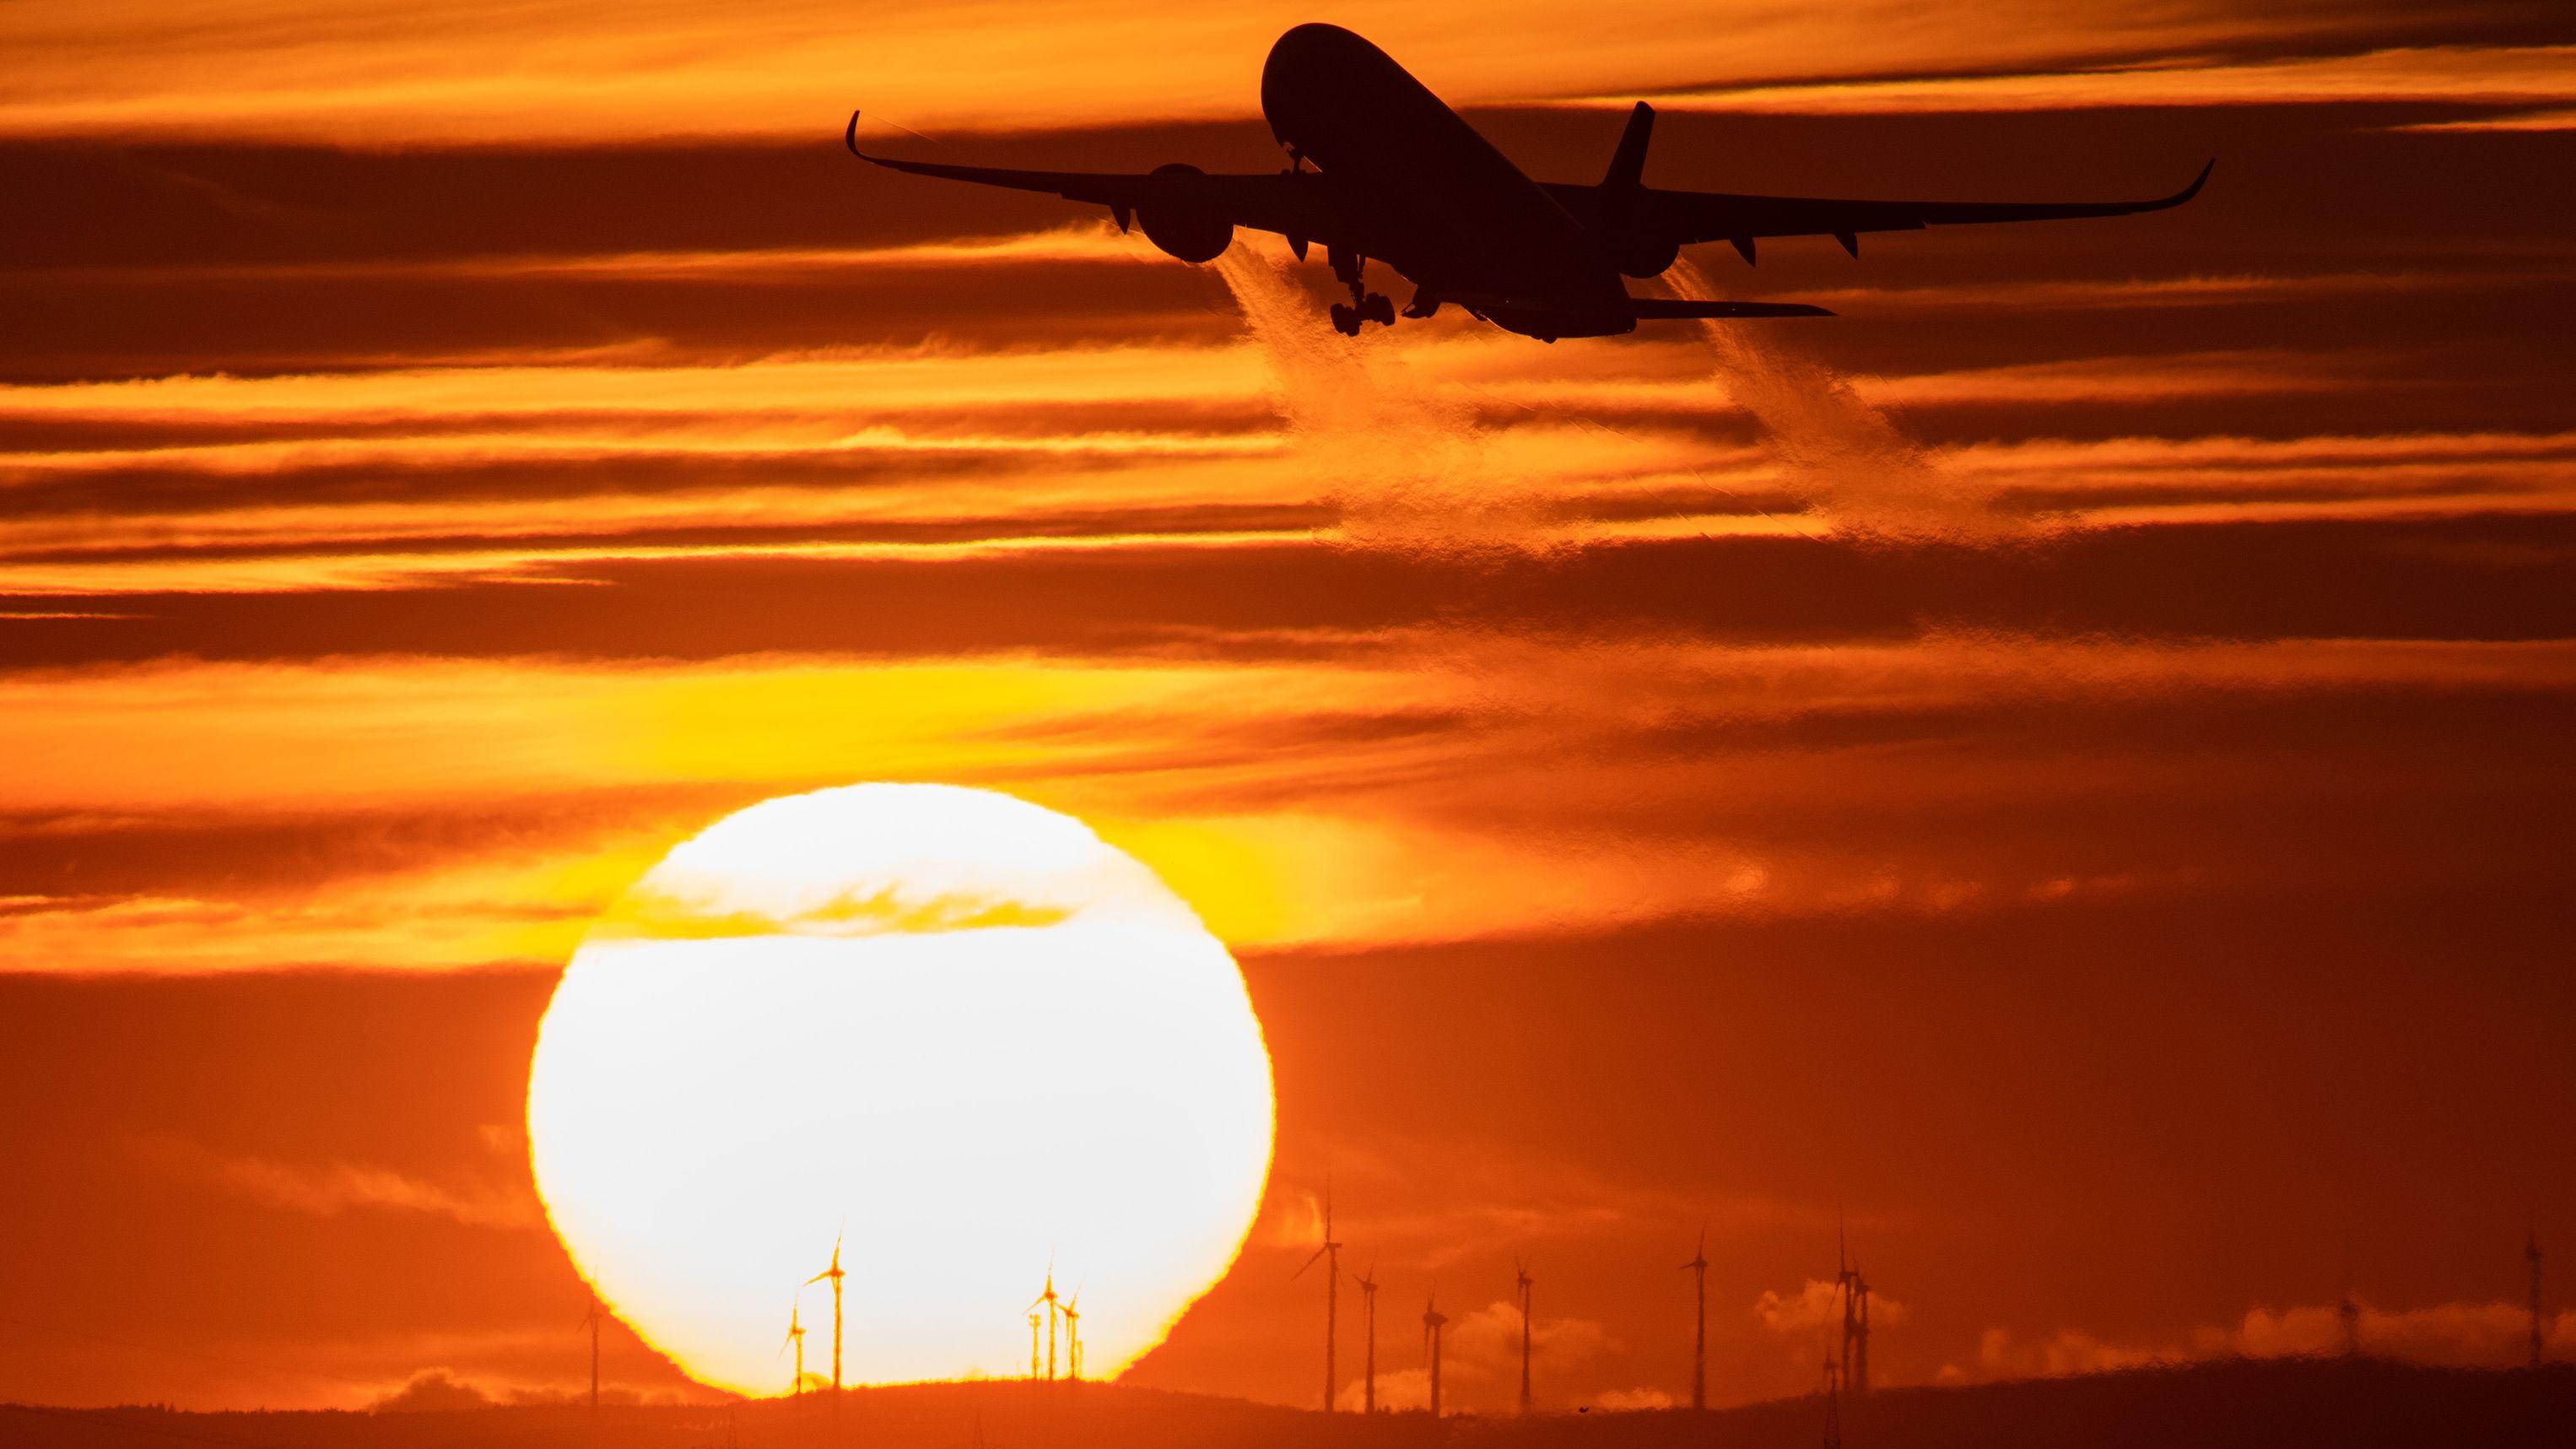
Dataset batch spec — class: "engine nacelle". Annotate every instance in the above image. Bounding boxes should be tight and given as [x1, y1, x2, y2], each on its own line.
[1137, 163, 1234, 263]
[1612, 230, 1680, 279]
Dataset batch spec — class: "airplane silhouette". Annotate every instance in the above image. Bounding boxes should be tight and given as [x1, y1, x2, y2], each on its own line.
[846, 23, 2211, 342]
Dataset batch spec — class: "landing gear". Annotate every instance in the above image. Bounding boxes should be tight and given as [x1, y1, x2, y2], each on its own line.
[1326, 245, 1395, 335]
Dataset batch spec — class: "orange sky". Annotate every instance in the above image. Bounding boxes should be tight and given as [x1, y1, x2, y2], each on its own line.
[3, 0, 2574, 1417]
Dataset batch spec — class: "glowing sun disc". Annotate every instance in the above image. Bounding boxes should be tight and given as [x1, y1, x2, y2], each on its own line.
[527, 784, 1277, 1393]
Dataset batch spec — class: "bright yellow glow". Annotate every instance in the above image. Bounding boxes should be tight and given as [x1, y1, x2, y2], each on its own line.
[525, 784, 1276, 1392]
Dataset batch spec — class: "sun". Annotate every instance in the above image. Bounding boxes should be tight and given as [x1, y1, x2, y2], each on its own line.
[525, 784, 1277, 1394]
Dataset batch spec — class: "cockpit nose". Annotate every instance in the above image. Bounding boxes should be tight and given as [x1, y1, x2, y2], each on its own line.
[1261, 24, 1375, 144]
[1266, 21, 1366, 72]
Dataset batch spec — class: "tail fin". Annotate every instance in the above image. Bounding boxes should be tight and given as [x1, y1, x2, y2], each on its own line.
[1601, 102, 1655, 192]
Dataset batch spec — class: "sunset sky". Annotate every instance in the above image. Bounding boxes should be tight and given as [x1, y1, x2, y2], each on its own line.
[4, 0, 2574, 1417]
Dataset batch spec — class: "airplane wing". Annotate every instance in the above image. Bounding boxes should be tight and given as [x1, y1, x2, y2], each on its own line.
[1546, 159, 2212, 258]
[845, 114, 1346, 248]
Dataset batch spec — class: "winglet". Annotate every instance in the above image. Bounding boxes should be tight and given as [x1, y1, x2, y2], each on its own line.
[845, 110, 866, 159]
[2163, 158, 2215, 209]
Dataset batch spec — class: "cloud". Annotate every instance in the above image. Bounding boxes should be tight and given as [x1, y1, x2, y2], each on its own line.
[1623, 43, 2576, 116]
[1324, 1300, 1615, 1412]
[9, 623, 2576, 973]
[1755, 1278, 1909, 1335]
[366, 1365, 680, 1412]
[1974, 1300, 2576, 1379]
[370, 1369, 493, 1413]
[1443, 1299, 1614, 1381]
[2235, 1300, 2571, 1367]
[1, 1, 2460, 144]
[1347, 1367, 1431, 1412]
[1260, 1186, 1329, 1250]
[140, 1138, 543, 1230]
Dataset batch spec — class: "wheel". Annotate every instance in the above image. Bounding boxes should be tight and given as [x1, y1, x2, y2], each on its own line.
[1364, 292, 1395, 327]
[1329, 303, 1359, 337]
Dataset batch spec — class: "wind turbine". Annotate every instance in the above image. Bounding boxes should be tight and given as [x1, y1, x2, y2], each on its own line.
[786, 1301, 808, 1398]
[1682, 1227, 1708, 1412]
[1853, 1273, 1871, 1396]
[808, 1235, 848, 1410]
[1515, 1257, 1534, 1414]
[1834, 1215, 1869, 1398]
[2530, 1230, 2546, 1371]
[1293, 1183, 1342, 1412]
[1820, 1355, 1842, 1449]
[1422, 1292, 1448, 1419]
[578, 1292, 602, 1415]
[1355, 1255, 1380, 1414]
[1061, 1284, 1085, 1381]
[1029, 1267, 1062, 1381]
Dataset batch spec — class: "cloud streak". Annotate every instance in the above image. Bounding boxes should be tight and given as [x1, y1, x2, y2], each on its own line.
[139, 1138, 543, 1230]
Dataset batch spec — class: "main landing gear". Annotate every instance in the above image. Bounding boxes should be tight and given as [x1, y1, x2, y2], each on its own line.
[1329, 293, 1395, 336]
[1327, 246, 1395, 337]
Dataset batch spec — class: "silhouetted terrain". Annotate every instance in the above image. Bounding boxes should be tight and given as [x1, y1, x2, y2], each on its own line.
[7, 1360, 2571, 1449]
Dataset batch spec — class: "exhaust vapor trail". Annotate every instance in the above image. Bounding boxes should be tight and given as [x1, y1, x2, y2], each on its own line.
[1666, 258, 1999, 538]
[1212, 246, 1558, 558]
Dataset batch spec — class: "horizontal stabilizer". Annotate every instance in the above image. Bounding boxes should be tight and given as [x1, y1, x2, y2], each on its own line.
[1628, 297, 1834, 319]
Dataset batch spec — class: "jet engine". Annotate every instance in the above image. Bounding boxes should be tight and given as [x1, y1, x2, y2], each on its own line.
[1612, 229, 1680, 279]
[1137, 164, 1234, 262]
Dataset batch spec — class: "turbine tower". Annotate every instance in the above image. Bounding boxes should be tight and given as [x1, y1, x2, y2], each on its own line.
[1029, 1311, 1043, 1380]
[1682, 1227, 1708, 1412]
[579, 1292, 602, 1415]
[1294, 1184, 1343, 1412]
[1835, 1219, 1870, 1398]
[807, 1236, 848, 1411]
[1820, 1356, 1842, 1449]
[2339, 1288, 2363, 1357]
[786, 1302, 807, 1398]
[1355, 1256, 1380, 1414]
[2531, 1231, 2547, 1371]
[1852, 1273, 1871, 1397]
[1515, 1257, 1534, 1414]
[1062, 1285, 1084, 1381]
[1422, 1294, 1449, 1419]
[1029, 1268, 1062, 1381]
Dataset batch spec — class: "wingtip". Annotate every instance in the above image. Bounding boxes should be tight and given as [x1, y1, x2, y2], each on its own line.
[2177, 157, 2215, 203]
[844, 109, 865, 159]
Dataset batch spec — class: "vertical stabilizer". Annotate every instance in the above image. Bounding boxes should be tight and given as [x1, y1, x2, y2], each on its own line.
[1601, 102, 1655, 191]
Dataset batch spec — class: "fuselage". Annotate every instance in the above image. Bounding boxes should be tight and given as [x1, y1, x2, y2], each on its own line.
[1259, 24, 1634, 338]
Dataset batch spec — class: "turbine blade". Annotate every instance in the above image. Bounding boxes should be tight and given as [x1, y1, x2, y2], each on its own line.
[1292, 1245, 1329, 1280]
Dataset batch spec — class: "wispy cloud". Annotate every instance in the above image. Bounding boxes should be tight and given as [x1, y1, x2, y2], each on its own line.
[1620, 44, 2576, 116]
[138, 1138, 543, 1230]
[0, 1, 2462, 143]
[1971, 1300, 2573, 1377]
[1754, 1278, 1909, 1335]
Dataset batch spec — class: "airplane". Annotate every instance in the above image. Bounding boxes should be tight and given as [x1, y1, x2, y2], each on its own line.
[843, 23, 2211, 342]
